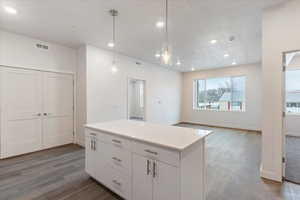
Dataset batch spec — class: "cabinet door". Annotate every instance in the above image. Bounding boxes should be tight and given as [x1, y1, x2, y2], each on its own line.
[132, 154, 153, 200]
[153, 161, 180, 200]
[0, 68, 43, 158]
[85, 136, 97, 178]
[95, 139, 110, 185]
[42, 72, 74, 149]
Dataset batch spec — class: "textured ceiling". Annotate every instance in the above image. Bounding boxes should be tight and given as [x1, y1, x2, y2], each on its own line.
[0, 0, 288, 71]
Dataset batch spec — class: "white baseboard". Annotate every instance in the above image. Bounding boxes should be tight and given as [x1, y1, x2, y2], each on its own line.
[260, 165, 282, 182]
[76, 140, 85, 148]
[286, 131, 300, 137]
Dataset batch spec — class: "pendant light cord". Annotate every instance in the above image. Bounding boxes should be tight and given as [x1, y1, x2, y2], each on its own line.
[112, 10, 117, 64]
[165, 0, 169, 51]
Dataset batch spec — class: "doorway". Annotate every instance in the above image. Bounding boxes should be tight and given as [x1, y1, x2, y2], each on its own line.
[283, 50, 300, 184]
[128, 78, 146, 121]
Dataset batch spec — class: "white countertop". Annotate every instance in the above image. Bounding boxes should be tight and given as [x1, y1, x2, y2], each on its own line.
[85, 120, 212, 151]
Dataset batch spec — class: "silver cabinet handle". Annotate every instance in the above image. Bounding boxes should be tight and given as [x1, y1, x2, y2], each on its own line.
[93, 140, 96, 151]
[33, 113, 41, 116]
[112, 180, 121, 186]
[91, 140, 96, 151]
[112, 157, 122, 162]
[145, 149, 158, 155]
[153, 161, 157, 178]
[147, 160, 151, 175]
[112, 139, 122, 144]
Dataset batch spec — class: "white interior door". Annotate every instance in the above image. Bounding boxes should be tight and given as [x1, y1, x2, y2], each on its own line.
[0, 68, 43, 158]
[42, 72, 74, 149]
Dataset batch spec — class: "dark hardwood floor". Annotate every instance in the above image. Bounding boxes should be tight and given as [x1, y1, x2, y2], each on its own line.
[0, 124, 299, 200]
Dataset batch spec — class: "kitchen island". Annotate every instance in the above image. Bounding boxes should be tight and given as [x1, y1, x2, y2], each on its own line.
[85, 120, 212, 200]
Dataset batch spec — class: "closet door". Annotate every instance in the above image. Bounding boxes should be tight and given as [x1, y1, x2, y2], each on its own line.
[0, 68, 43, 158]
[42, 72, 74, 149]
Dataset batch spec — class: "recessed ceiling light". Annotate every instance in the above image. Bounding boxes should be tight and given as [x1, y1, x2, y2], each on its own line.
[155, 53, 161, 58]
[156, 21, 165, 28]
[191, 67, 195, 71]
[210, 40, 217, 44]
[111, 66, 118, 73]
[232, 61, 237, 65]
[4, 6, 17, 15]
[107, 42, 115, 48]
[224, 54, 229, 58]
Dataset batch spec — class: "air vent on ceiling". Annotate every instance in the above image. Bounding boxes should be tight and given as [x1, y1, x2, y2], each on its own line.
[36, 43, 49, 50]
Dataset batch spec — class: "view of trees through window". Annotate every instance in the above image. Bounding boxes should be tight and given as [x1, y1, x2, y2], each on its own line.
[286, 69, 300, 114]
[194, 76, 246, 111]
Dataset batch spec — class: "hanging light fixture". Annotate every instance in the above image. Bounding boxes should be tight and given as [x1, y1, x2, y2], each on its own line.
[109, 9, 119, 73]
[161, 0, 171, 65]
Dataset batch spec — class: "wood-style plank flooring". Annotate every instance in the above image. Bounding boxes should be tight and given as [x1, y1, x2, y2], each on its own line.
[286, 136, 300, 184]
[0, 124, 299, 200]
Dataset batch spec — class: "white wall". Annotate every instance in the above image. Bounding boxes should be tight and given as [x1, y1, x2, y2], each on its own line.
[76, 45, 182, 145]
[0, 30, 76, 73]
[181, 63, 262, 131]
[261, 0, 300, 182]
[76, 46, 87, 145]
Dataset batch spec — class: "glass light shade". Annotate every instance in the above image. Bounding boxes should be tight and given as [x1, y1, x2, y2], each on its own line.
[161, 49, 171, 65]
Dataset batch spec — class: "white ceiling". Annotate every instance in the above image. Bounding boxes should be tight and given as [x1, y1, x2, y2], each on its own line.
[0, 0, 288, 71]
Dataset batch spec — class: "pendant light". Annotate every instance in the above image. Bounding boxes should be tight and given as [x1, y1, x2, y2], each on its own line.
[161, 0, 171, 65]
[109, 9, 118, 73]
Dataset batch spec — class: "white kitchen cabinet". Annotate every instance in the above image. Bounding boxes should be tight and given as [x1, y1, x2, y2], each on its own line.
[153, 160, 180, 200]
[132, 154, 153, 200]
[85, 135, 98, 178]
[132, 153, 180, 200]
[85, 120, 212, 200]
[85, 133, 111, 185]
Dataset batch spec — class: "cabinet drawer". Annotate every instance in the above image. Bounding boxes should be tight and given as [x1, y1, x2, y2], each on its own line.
[85, 129, 108, 142]
[107, 167, 131, 200]
[107, 144, 132, 175]
[105, 134, 132, 151]
[132, 141, 180, 167]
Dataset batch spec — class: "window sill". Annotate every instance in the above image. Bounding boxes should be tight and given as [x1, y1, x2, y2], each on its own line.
[193, 108, 246, 113]
[286, 113, 300, 116]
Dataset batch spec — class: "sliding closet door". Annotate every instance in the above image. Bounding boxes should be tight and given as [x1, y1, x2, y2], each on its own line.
[42, 72, 74, 149]
[0, 68, 43, 158]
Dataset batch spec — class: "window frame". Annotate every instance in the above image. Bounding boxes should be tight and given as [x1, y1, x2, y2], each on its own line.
[193, 75, 246, 112]
[285, 68, 300, 115]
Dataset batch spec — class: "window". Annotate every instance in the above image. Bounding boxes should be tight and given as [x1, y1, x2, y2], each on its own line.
[194, 76, 246, 111]
[286, 69, 300, 114]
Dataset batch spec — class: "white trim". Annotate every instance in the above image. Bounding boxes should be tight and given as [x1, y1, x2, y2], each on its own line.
[260, 165, 282, 182]
[286, 131, 300, 137]
[0, 65, 75, 75]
